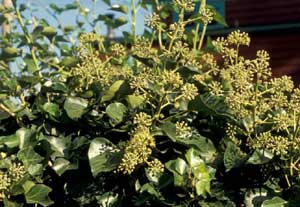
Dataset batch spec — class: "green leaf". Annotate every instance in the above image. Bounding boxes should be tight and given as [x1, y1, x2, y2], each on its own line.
[3, 99, 22, 113]
[51, 158, 73, 176]
[60, 56, 79, 68]
[106, 102, 127, 125]
[140, 183, 161, 198]
[42, 102, 59, 118]
[41, 26, 57, 39]
[2, 47, 19, 58]
[24, 55, 38, 73]
[165, 158, 188, 187]
[188, 93, 232, 119]
[261, 197, 287, 207]
[28, 164, 43, 176]
[165, 159, 184, 175]
[110, 4, 128, 14]
[181, 135, 216, 163]
[207, 5, 228, 27]
[63, 97, 88, 120]
[3, 197, 23, 207]
[224, 142, 247, 171]
[161, 122, 177, 141]
[126, 95, 145, 109]
[88, 138, 121, 177]
[46, 136, 70, 157]
[17, 146, 44, 168]
[101, 80, 124, 102]
[247, 149, 274, 165]
[185, 148, 203, 168]
[194, 163, 211, 196]
[16, 128, 36, 149]
[112, 17, 128, 28]
[98, 192, 119, 207]
[0, 134, 18, 148]
[23, 182, 54, 206]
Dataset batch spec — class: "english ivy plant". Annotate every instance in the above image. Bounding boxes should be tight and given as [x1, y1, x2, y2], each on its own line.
[0, 0, 298, 206]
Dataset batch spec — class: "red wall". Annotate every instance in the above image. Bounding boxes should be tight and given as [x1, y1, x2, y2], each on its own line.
[226, 0, 300, 27]
[224, 0, 300, 84]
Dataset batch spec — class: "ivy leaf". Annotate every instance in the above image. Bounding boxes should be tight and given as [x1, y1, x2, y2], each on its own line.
[194, 163, 211, 196]
[16, 128, 36, 149]
[42, 102, 59, 118]
[17, 146, 44, 168]
[41, 26, 57, 39]
[224, 142, 247, 171]
[23, 181, 54, 207]
[247, 149, 274, 165]
[63, 97, 88, 120]
[51, 158, 75, 176]
[46, 135, 71, 157]
[161, 122, 177, 141]
[0, 134, 18, 148]
[88, 138, 122, 177]
[60, 56, 79, 68]
[110, 4, 128, 14]
[261, 197, 287, 207]
[188, 93, 233, 119]
[112, 17, 128, 29]
[3, 197, 23, 207]
[106, 102, 127, 125]
[185, 148, 203, 168]
[180, 135, 216, 163]
[165, 158, 188, 187]
[126, 95, 145, 109]
[101, 80, 124, 102]
[97, 192, 119, 207]
[207, 5, 228, 27]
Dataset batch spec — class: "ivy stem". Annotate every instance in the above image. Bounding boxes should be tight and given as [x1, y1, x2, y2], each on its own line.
[197, 24, 207, 50]
[196, 0, 207, 51]
[131, 0, 137, 43]
[15, 7, 40, 75]
[168, 8, 184, 51]
[0, 103, 15, 117]
[193, 24, 200, 51]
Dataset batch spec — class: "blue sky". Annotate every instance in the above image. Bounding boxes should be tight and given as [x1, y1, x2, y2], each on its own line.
[17, 0, 152, 37]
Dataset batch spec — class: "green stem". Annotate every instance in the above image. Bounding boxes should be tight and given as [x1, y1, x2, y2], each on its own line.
[158, 27, 163, 50]
[193, 24, 200, 51]
[15, 7, 40, 73]
[253, 76, 260, 136]
[0, 103, 15, 117]
[168, 9, 184, 51]
[197, 24, 207, 50]
[131, 0, 137, 43]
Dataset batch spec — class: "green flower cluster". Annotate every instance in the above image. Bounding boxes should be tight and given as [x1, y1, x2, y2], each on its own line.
[0, 162, 25, 200]
[118, 125, 156, 174]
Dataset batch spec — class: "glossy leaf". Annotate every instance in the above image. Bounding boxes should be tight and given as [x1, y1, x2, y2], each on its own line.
[16, 128, 36, 149]
[0, 134, 18, 148]
[261, 197, 287, 207]
[126, 95, 145, 109]
[247, 149, 274, 165]
[63, 97, 88, 120]
[23, 182, 54, 206]
[106, 102, 127, 125]
[101, 80, 124, 102]
[224, 142, 247, 171]
[194, 163, 211, 196]
[185, 148, 203, 168]
[88, 138, 121, 177]
[110, 4, 128, 14]
[17, 146, 44, 168]
[42, 102, 60, 118]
